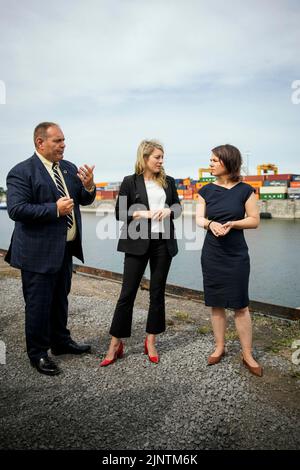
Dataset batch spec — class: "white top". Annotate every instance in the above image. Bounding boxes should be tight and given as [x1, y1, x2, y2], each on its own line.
[145, 180, 166, 233]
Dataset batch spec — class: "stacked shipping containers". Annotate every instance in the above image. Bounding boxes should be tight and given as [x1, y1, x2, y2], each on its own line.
[243, 174, 300, 200]
[94, 173, 300, 201]
[175, 176, 216, 200]
[95, 181, 121, 200]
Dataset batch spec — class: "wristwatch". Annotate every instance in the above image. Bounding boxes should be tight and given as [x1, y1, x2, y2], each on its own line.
[86, 184, 96, 193]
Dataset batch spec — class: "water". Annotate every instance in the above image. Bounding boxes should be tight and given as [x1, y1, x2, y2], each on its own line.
[0, 210, 299, 308]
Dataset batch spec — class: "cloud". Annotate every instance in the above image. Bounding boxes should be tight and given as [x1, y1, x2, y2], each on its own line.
[0, 0, 299, 185]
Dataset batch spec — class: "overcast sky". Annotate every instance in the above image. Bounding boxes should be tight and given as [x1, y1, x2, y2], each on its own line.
[0, 0, 299, 187]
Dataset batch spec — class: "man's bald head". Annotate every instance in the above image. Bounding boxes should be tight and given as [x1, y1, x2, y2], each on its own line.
[33, 122, 60, 148]
[33, 122, 65, 163]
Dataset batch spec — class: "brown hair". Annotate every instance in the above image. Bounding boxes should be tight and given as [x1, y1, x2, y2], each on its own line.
[33, 122, 59, 147]
[211, 144, 242, 182]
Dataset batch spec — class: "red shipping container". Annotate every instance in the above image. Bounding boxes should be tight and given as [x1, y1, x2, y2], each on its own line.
[99, 190, 119, 199]
[265, 174, 292, 181]
[243, 175, 265, 182]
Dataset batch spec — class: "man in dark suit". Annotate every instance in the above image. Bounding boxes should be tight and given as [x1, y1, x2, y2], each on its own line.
[5, 122, 96, 376]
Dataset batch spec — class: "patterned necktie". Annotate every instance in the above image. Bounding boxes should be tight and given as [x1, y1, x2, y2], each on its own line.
[52, 162, 74, 230]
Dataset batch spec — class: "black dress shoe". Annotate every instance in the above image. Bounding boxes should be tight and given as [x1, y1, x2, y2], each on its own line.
[30, 356, 61, 376]
[51, 340, 91, 356]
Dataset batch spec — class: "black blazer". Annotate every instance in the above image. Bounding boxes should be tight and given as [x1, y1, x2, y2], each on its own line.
[115, 174, 182, 257]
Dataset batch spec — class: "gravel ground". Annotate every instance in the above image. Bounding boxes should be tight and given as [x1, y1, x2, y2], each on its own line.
[0, 273, 300, 450]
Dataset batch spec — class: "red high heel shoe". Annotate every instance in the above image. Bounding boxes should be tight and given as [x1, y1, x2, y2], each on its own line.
[100, 341, 124, 367]
[144, 337, 159, 364]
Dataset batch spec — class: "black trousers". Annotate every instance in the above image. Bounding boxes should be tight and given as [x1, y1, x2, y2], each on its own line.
[109, 238, 172, 338]
[21, 244, 73, 362]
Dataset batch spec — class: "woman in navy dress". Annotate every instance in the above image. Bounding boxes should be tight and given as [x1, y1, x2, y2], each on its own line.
[196, 144, 263, 377]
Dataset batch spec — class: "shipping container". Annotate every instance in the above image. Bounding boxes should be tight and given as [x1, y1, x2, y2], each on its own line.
[260, 186, 288, 194]
[288, 187, 300, 194]
[104, 186, 120, 191]
[243, 175, 265, 182]
[263, 180, 289, 187]
[259, 193, 287, 200]
[96, 190, 119, 199]
[265, 174, 292, 181]
[182, 189, 193, 199]
[196, 182, 210, 189]
[246, 181, 263, 188]
[198, 177, 215, 182]
[290, 181, 300, 188]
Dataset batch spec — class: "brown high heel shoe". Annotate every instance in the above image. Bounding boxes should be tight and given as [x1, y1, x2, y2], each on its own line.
[207, 350, 225, 366]
[242, 356, 263, 377]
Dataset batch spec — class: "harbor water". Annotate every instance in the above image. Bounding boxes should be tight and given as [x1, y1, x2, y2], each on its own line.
[0, 209, 299, 308]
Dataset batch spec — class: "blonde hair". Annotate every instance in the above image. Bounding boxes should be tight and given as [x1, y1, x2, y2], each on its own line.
[135, 139, 167, 188]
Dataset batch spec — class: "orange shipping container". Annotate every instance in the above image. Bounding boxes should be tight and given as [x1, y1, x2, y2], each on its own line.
[196, 182, 210, 189]
[196, 181, 211, 190]
[247, 181, 263, 188]
[290, 181, 300, 188]
[182, 189, 193, 199]
[97, 190, 119, 199]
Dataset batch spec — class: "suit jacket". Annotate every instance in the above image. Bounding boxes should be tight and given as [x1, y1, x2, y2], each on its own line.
[116, 174, 182, 257]
[5, 153, 96, 273]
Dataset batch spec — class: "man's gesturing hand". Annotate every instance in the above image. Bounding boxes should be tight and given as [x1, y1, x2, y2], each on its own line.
[57, 197, 74, 216]
[77, 164, 95, 190]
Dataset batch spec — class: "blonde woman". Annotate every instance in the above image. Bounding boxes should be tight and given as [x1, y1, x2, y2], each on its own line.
[100, 140, 182, 366]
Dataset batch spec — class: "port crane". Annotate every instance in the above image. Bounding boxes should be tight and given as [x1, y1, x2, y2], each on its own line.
[257, 164, 278, 175]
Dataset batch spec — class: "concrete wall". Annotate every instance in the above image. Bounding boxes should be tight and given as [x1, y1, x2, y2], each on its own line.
[83, 199, 300, 219]
[257, 199, 300, 219]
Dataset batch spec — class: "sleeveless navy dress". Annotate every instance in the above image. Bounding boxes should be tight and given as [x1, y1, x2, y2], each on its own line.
[198, 182, 255, 309]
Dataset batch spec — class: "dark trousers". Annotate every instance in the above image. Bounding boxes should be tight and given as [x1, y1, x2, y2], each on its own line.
[21, 245, 73, 362]
[109, 238, 172, 338]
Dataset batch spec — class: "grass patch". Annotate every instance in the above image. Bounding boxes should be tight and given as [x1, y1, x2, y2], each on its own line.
[174, 311, 190, 321]
[197, 325, 211, 335]
[225, 329, 239, 341]
[266, 337, 298, 354]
